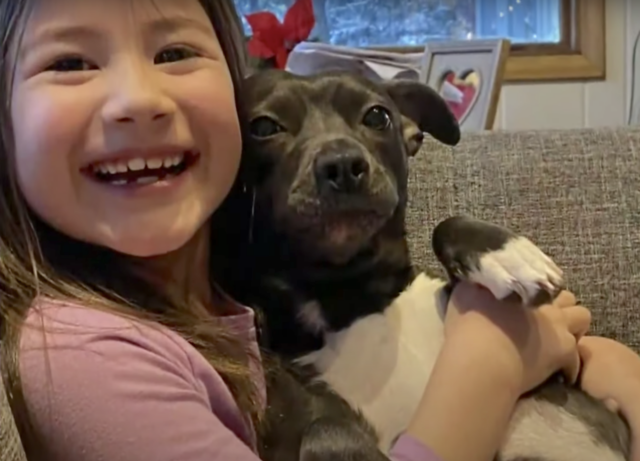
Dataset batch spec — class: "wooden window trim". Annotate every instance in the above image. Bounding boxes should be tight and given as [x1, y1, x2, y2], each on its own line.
[374, 0, 605, 83]
[506, 0, 605, 82]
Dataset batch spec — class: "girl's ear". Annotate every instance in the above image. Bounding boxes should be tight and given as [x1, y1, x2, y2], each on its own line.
[384, 80, 461, 148]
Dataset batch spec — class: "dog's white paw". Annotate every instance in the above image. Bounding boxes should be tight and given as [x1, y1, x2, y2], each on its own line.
[467, 236, 564, 304]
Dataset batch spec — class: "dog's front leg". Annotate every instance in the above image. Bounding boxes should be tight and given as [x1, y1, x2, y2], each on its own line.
[431, 215, 565, 305]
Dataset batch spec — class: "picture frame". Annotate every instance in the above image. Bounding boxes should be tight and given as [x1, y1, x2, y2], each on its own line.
[420, 39, 511, 131]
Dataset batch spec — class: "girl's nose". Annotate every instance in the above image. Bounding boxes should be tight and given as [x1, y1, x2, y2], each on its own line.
[101, 66, 176, 127]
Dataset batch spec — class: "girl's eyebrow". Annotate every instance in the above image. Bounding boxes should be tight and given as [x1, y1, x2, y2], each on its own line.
[20, 16, 214, 57]
[148, 17, 215, 36]
[20, 25, 100, 57]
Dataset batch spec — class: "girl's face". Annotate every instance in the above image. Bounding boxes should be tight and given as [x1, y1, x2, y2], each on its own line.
[11, 0, 242, 257]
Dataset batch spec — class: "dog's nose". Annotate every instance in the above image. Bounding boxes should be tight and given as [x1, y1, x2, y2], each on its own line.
[314, 151, 370, 193]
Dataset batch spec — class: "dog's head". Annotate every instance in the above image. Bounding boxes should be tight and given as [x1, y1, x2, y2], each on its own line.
[243, 70, 460, 264]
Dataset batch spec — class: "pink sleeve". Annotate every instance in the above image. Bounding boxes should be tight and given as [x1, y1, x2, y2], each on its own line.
[390, 434, 443, 461]
[20, 308, 262, 461]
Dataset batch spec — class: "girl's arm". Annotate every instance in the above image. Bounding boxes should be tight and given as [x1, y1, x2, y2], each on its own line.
[406, 284, 589, 461]
[21, 304, 439, 461]
[21, 291, 586, 461]
[404, 332, 519, 461]
[578, 336, 640, 461]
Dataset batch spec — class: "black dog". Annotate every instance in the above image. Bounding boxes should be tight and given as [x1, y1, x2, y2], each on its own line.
[220, 70, 631, 461]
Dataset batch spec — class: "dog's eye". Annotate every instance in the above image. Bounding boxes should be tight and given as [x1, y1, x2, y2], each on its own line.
[249, 116, 284, 138]
[362, 106, 391, 130]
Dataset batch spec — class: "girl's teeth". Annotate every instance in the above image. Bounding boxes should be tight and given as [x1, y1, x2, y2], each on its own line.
[128, 158, 146, 171]
[146, 158, 163, 169]
[91, 152, 192, 180]
[109, 176, 162, 187]
[136, 176, 159, 185]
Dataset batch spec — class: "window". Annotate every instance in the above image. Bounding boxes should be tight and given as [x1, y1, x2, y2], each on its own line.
[235, 0, 605, 82]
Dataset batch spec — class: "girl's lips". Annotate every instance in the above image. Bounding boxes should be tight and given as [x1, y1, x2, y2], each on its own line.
[82, 151, 200, 186]
[85, 156, 199, 198]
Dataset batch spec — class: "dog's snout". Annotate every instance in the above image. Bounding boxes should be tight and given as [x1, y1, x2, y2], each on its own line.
[314, 151, 370, 194]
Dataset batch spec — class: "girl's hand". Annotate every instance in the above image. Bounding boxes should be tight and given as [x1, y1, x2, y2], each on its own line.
[445, 282, 591, 396]
[579, 336, 640, 414]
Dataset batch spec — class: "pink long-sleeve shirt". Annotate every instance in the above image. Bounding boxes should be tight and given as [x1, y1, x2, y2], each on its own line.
[20, 297, 441, 461]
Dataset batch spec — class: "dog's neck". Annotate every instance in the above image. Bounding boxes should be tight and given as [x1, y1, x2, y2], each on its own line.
[259, 206, 413, 280]
[245, 206, 416, 357]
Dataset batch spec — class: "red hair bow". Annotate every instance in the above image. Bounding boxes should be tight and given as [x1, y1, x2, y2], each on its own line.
[245, 0, 316, 69]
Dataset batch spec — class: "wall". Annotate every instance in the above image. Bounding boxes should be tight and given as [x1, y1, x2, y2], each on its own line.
[492, 0, 627, 130]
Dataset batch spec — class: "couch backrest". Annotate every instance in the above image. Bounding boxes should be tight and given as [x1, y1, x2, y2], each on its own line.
[407, 126, 640, 351]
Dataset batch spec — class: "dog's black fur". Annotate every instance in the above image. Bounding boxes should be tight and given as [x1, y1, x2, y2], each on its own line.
[214, 70, 631, 461]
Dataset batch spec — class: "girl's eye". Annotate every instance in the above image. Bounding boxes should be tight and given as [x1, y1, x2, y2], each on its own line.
[45, 57, 96, 73]
[155, 47, 199, 64]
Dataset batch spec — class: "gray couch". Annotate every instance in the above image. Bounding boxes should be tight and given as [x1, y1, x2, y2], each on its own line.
[3, 126, 640, 460]
[409, 126, 640, 351]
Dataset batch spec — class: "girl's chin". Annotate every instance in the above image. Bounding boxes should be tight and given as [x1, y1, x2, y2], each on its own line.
[101, 228, 203, 259]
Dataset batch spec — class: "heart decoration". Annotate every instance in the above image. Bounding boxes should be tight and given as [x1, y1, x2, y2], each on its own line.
[439, 69, 481, 123]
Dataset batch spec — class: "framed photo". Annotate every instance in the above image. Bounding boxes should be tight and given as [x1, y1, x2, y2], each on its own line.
[420, 39, 510, 131]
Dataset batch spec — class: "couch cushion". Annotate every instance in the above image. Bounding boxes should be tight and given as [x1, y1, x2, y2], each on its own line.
[407, 126, 640, 350]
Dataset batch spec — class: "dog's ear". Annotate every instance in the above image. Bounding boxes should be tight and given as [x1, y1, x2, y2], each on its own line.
[384, 80, 461, 154]
[399, 115, 425, 158]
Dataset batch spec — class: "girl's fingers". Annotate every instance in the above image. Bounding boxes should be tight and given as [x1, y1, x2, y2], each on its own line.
[560, 344, 582, 385]
[603, 398, 620, 413]
[562, 305, 592, 338]
[553, 290, 577, 308]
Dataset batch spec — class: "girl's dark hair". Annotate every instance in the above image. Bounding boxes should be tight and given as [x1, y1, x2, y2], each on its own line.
[0, 0, 260, 456]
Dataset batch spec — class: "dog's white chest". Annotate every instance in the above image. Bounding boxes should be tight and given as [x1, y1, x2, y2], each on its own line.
[296, 274, 447, 449]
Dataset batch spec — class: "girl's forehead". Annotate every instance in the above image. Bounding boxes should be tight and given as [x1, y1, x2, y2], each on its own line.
[22, 0, 213, 38]
[14, 0, 217, 64]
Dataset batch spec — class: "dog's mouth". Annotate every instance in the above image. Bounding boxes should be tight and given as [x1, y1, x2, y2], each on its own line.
[281, 207, 392, 264]
[320, 211, 382, 247]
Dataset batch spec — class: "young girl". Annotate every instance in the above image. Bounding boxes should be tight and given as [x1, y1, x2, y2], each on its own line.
[0, 1, 637, 460]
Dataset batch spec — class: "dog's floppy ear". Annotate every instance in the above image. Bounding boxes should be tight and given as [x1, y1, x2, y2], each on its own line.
[384, 80, 461, 154]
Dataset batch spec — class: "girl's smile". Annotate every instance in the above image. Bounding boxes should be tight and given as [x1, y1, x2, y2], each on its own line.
[82, 147, 200, 189]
